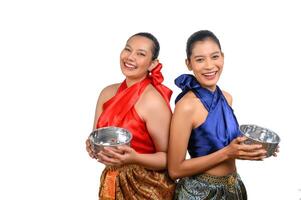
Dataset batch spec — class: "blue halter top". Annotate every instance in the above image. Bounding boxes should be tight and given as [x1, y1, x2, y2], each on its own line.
[175, 74, 241, 158]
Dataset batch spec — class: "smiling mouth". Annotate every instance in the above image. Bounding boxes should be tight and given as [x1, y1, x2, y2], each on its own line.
[124, 62, 137, 70]
[203, 71, 217, 78]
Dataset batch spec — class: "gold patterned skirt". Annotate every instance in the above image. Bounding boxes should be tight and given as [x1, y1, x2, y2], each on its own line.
[174, 172, 247, 200]
[99, 164, 175, 200]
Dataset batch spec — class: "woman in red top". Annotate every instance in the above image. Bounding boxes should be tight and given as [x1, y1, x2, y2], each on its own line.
[86, 32, 175, 200]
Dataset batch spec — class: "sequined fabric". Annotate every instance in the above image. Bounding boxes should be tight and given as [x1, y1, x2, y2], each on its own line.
[174, 173, 247, 200]
[99, 165, 175, 200]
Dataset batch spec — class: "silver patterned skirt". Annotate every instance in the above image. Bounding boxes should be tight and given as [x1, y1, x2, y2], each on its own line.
[174, 172, 247, 200]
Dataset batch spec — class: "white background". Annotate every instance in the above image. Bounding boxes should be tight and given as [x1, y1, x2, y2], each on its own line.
[1, 0, 300, 199]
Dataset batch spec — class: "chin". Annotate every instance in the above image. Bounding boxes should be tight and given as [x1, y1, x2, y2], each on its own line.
[121, 68, 135, 76]
[201, 80, 219, 91]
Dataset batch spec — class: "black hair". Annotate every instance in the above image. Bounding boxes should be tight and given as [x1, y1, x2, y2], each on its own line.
[186, 30, 222, 59]
[129, 32, 160, 60]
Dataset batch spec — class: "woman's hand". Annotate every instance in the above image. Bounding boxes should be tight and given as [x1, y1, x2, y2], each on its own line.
[85, 138, 96, 159]
[272, 145, 280, 157]
[96, 145, 138, 166]
[225, 136, 267, 160]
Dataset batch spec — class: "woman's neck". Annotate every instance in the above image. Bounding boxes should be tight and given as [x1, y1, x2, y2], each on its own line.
[200, 83, 217, 93]
[125, 74, 148, 87]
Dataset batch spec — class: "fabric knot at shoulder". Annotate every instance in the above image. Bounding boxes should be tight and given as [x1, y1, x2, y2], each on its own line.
[174, 74, 221, 111]
[174, 74, 202, 104]
[175, 74, 201, 92]
[149, 63, 164, 85]
[149, 63, 173, 108]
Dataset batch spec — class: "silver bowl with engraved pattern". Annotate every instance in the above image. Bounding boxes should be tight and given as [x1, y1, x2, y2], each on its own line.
[239, 124, 280, 157]
[89, 126, 132, 153]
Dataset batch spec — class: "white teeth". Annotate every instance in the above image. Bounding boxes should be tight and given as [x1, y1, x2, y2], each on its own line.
[125, 63, 136, 68]
[204, 72, 216, 76]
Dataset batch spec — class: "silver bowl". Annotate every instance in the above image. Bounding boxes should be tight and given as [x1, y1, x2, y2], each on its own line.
[239, 124, 280, 157]
[89, 126, 132, 153]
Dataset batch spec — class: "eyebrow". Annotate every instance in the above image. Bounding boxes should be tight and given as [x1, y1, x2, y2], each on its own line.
[193, 51, 221, 59]
[137, 49, 147, 53]
[125, 44, 147, 53]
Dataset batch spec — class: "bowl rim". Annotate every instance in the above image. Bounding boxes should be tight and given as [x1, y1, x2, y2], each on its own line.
[89, 126, 133, 147]
[239, 124, 280, 144]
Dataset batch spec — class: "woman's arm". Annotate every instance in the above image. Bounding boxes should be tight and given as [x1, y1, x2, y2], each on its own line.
[134, 85, 172, 170]
[92, 83, 120, 130]
[168, 93, 266, 180]
[86, 84, 120, 159]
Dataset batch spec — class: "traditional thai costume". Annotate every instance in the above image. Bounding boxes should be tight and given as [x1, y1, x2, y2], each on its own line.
[96, 64, 175, 200]
[173, 74, 247, 200]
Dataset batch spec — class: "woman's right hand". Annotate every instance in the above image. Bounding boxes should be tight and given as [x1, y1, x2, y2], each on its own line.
[96, 145, 138, 166]
[85, 138, 96, 159]
[225, 136, 267, 160]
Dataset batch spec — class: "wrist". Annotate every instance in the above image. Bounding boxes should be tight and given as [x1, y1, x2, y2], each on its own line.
[131, 152, 140, 165]
[220, 145, 230, 161]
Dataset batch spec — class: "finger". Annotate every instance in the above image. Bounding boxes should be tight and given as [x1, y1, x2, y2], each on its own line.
[98, 152, 121, 165]
[105, 147, 124, 154]
[103, 148, 124, 160]
[86, 143, 93, 151]
[239, 155, 266, 161]
[239, 148, 267, 157]
[89, 152, 96, 159]
[86, 144, 97, 155]
[239, 143, 263, 151]
[98, 150, 113, 158]
[96, 156, 109, 165]
[86, 139, 92, 147]
[239, 157, 263, 161]
[86, 147, 94, 158]
[116, 145, 132, 153]
[86, 145, 90, 152]
[98, 150, 114, 159]
[236, 136, 248, 143]
[272, 152, 278, 157]
[86, 147, 96, 158]
[100, 148, 114, 156]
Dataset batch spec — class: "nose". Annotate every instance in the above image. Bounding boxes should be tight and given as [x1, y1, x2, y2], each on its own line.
[204, 59, 214, 70]
[127, 52, 136, 61]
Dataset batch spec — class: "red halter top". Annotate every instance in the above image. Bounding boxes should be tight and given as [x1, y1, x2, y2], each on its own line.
[96, 64, 172, 154]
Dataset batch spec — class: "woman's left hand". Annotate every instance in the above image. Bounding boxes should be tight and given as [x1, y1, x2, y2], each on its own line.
[96, 145, 137, 166]
[272, 145, 280, 157]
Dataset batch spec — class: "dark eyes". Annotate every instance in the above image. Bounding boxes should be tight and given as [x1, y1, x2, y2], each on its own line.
[196, 58, 205, 63]
[123, 47, 146, 57]
[137, 52, 146, 56]
[195, 55, 220, 62]
[212, 55, 219, 59]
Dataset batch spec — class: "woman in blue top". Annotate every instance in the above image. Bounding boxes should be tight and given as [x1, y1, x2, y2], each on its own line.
[168, 30, 269, 200]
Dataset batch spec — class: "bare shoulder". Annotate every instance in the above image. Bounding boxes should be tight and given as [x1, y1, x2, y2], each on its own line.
[98, 83, 121, 103]
[135, 84, 171, 125]
[174, 91, 208, 128]
[138, 84, 168, 110]
[175, 91, 199, 114]
[93, 83, 121, 129]
[222, 90, 233, 106]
